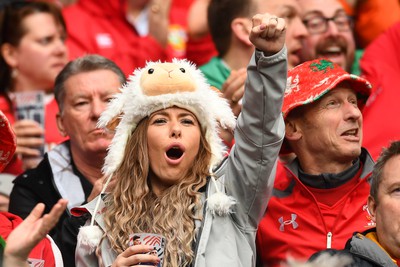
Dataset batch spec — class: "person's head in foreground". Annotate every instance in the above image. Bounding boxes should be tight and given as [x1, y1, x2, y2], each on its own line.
[368, 140, 400, 261]
[282, 58, 371, 173]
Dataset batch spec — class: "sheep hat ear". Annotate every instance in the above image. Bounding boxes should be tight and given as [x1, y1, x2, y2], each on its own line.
[98, 59, 236, 177]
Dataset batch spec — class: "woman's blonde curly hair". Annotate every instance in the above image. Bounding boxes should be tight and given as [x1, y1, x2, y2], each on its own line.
[103, 116, 212, 267]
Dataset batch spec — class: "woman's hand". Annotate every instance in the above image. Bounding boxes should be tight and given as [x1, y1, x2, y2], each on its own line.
[222, 68, 247, 117]
[112, 244, 160, 267]
[13, 119, 44, 169]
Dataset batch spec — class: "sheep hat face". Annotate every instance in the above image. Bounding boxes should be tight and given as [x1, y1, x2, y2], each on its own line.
[98, 59, 236, 176]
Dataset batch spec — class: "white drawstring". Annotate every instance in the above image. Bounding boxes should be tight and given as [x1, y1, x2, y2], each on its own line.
[90, 173, 113, 226]
[206, 170, 236, 216]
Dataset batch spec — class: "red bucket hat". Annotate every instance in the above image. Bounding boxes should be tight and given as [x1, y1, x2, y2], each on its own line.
[280, 58, 372, 155]
[0, 111, 16, 172]
[283, 58, 372, 119]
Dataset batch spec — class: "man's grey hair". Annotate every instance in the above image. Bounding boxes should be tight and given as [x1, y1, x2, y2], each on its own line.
[54, 54, 126, 112]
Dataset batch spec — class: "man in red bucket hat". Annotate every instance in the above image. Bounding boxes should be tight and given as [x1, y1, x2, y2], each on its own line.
[256, 58, 375, 266]
[0, 110, 67, 266]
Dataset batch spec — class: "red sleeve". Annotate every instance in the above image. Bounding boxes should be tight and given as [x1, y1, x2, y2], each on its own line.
[29, 238, 56, 267]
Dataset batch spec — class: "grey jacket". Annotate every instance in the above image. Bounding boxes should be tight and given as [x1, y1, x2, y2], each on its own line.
[75, 48, 287, 267]
[346, 229, 397, 267]
[309, 228, 397, 267]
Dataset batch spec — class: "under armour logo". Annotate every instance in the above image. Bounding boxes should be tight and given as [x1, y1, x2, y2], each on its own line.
[279, 213, 298, 231]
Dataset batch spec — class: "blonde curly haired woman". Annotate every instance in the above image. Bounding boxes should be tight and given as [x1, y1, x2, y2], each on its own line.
[74, 12, 287, 267]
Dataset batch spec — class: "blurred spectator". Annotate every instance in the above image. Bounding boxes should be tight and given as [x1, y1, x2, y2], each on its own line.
[8, 55, 125, 267]
[62, 0, 189, 76]
[333, 0, 400, 76]
[360, 22, 400, 160]
[338, 0, 400, 49]
[298, 0, 355, 73]
[0, 0, 68, 175]
[187, 0, 310, 68]
[200, 0, 308, 148]
[202, 0, 308, 90]
[200, 0, 259, 91]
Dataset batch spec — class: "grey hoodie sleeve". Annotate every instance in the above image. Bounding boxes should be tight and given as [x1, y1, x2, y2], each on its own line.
[225, 47, 287, 230]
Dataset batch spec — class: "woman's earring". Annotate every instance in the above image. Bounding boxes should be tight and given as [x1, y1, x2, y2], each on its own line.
[11, 68, 18, 79]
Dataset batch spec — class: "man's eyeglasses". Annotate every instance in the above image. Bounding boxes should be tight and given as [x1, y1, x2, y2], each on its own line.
[302, 14, 353, 34]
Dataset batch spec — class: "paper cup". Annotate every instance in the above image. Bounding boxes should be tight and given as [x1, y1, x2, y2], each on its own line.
[129, 233, 166, 266]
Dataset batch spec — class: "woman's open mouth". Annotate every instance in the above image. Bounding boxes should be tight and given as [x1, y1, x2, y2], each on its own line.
[166, 146, 184, 160]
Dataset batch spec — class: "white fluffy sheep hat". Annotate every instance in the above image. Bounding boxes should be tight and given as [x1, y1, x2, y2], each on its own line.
[99, 58, 236, 177]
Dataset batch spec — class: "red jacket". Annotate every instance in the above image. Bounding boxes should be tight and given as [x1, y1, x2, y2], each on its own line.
[0, 212, 60, 266]
[62, 0, 188, 76]
[361, 22, 400, 160]
[256, 149, 375, 267]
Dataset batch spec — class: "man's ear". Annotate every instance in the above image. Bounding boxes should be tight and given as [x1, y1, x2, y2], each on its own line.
[231, 17, 252, 46]
[1, 43, 18, 68]
[56, 112, 67, 137]
[367, 195, 377, 223]
[285, 119, 302, 141]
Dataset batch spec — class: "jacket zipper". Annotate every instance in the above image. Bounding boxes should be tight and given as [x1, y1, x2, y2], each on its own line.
[326, 232, 332, 248]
